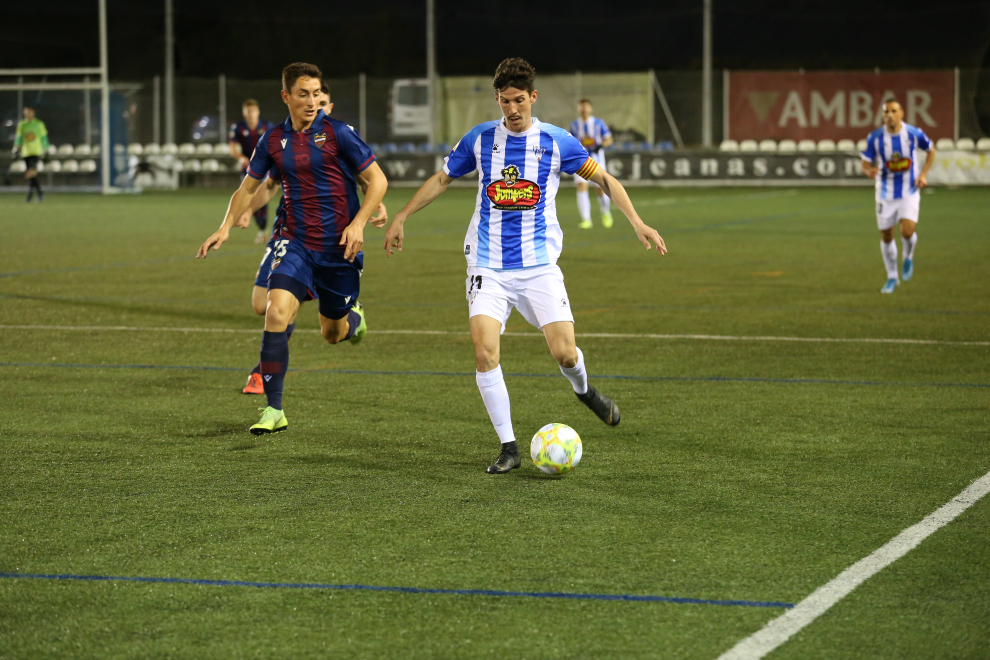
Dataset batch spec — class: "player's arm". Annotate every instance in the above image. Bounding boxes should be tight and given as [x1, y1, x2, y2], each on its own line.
[339, 161, 388, 262]
[357, 168, 388, 228]
[12, 123, 22, 156]
[861, 160, 878, 179]
[587, 167, 666, 254]
[383, 169, 456, 257]
[601, 135, 614, 149]
[235, 175, 281, 228]
[197, 174, 264, 258]
[917, 145, 935, 188]
[860, 137, 878, 179]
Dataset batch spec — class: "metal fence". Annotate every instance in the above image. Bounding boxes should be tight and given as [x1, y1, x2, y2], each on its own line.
[4, 69, 990, 154]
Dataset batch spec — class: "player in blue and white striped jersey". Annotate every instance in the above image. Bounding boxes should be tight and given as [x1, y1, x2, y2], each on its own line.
[570, 100, 614, 229]
[860, 101, 935, 294]
[383, 58, 666, 474]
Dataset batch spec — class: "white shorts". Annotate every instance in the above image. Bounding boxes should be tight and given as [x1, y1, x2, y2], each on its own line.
[876, 193, 920, 230]
[466, 265, 574, 333]
[574, 150, 606, 186]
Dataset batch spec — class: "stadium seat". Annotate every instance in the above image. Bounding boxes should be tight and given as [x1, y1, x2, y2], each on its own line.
[416, 143, 433, 153]
[655, 141, 674, 151]
[639, 141, 653, 151]
[836, 139, 857, 152]
[935, 138, 954, 150]
[398, 142, 416, 153]
[91, 145, 101, 156]
[816, 139, 836, 152]
[381, 143, 398, 153]
[976, 137, 990, 151]
[57, 144, 74, 157]
[8, 160, 26, 173]
[437, 142, 451, 154]
[114, 144, 126, 155]
[35, 160, 45, 172]
[369, 143, 381, 153]
[144, 143, 161, 155]
[739, 140, 759, 152]
[758, 139, 777, 152]
[201, 158, 221, 173]
[777, 139, 797, 153]
[212, 143, 229, 156]
[171, 160, 184, 172]
[79, 159, 98, 173]
[719, 140, 739, 151]
[127, 144, 144, 156]
[195, 143, 214, 156]
[62, 159, 79, 173]
[47, 145, 58, 157]
[184, 159, 202, 172]
[178, 143, 196, 155]
[162, 143, 179, 155]
[856, 139, 868, 152]
[75, 144, 92, 156]
[954, 138, 975, 150]
[47, 159, 62, 173]
[797, 139, 816, 152]
[619, 142, 637, 151]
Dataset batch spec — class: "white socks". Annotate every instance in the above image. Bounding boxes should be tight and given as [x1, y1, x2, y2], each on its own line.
[476, 365, 516, 445]
[576, 190, 591, 222]
[597, 193, 611, 214]
[559, 346, 589, 395]
[881, 240, 899, 280]
[902, 232, 917, 261]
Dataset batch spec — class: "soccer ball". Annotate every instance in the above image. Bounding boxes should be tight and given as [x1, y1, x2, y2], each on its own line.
[530, 423, 583, 474]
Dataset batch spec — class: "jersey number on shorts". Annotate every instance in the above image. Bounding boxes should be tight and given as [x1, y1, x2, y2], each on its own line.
[274, 239, 290, 258]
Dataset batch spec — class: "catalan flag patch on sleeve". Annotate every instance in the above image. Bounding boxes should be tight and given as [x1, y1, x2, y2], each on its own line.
[575, 157, 599, 180]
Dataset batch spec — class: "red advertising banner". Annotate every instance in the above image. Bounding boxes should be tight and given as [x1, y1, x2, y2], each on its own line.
[727, 71, 955, 141]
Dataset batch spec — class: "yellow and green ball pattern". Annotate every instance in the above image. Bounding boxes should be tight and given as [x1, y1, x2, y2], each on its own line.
[530, 423, 583, 474]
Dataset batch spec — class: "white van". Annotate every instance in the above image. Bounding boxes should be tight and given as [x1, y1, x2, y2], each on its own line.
[390, 79, 431, 137]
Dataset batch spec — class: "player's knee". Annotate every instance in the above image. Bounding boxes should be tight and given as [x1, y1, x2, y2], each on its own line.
[900, 225, 915, 239]
[552, 345, 578, 368]
[474, 345, 500, 372]
[321, 325, 343, 344]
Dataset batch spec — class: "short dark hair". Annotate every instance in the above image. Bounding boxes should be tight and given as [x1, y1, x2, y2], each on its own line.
[578, 99, 592, 106]
[493, 57, 536, 94]
[242, 99, 259, 108]
[282, 62, 322, 93]
[320, 82, 331, 101]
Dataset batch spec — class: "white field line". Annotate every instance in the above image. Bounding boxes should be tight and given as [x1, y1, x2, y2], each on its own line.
[717, 470, 990, 660]
[0, 324, 987, 347]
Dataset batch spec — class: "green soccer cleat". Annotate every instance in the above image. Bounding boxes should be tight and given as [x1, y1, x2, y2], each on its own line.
[578, 219, 593, 229]
[601, 211, 614, 228]
[250, 406, 288, 435]
[348, 301, 367, 344]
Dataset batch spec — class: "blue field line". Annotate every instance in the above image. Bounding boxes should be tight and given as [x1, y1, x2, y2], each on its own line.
[0, 572, 793, 608]
[0, 248, 258, 280]
[0, 362, 987, 389]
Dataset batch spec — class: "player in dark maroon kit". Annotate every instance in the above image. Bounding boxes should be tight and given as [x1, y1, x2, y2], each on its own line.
[198, 63, 388, 435]
[229, 99, 275, 243]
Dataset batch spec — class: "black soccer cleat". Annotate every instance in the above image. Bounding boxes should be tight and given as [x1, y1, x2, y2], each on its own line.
[486, 441, 521, 474]
[577, 385, 621, 426]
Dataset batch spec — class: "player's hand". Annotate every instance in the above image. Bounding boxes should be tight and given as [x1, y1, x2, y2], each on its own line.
[633, 222, 667, 254]
[917, 173, 928, 188]
[234, 211, 252, 228]
[866, 166, 878, 179]
[369, 202, 389, 228]
[196, 229, 230, 258]
[383, 217, 404, 257]
[239, 156, 250, 170]
[340, 222, 365, 262]
[10, 148, 18, 159]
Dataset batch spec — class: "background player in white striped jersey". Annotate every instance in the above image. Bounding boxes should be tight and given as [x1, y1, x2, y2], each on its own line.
[383, 58, 666, 474]
[570, 100, 614, 229]
[861, 101, 935, 294]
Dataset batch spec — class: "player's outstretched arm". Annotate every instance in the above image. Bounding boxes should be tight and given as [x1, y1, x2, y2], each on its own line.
[383, 169, 455, 257]
[197, 174, 263, 258]
[861, 160, 878, 179]
[588, 168, 667, 254]
[340, 161, 388, 262]
[918, 146, 935, 188]
[236, 176, 280, 228]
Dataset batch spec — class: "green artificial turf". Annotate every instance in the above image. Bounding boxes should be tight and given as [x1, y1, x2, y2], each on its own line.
[0, 186, 987, 659]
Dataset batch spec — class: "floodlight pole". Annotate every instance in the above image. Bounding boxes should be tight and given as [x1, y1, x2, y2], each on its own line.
[84, 76, 92, 145]
[99, 0, 111, 192]
[358, 72, 367, 138]
[426, 0, 437, 146]
[153, 75, 161, 145]
[218, 74, 226, 144]
[164, 0, 175, 145]
[701, 0, 713, 148]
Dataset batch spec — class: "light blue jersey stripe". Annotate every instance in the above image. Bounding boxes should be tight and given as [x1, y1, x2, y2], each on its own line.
[533, 131, 554, 264]
[476, 129, 496, 268]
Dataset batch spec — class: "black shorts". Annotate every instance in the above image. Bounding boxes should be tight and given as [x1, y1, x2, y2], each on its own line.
[24, 156, 39, 171]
